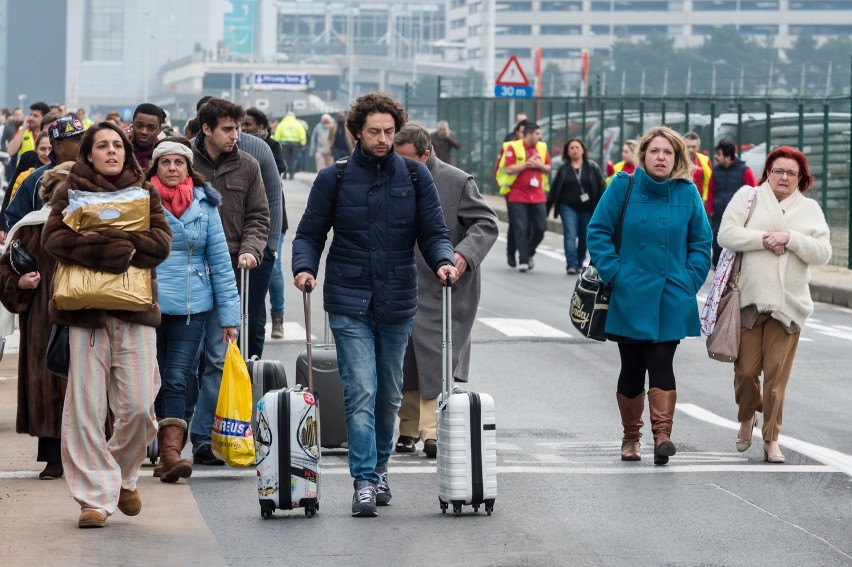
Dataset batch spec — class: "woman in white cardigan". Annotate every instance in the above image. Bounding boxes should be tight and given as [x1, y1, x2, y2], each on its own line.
[718, 145, 831, 463]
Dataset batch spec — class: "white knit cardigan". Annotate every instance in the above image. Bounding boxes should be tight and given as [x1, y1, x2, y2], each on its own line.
[717, 181, 832, 329]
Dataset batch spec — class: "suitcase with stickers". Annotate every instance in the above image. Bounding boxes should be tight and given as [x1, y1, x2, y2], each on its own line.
[437, 278, 497, 516]
[255, 283, 321, 518]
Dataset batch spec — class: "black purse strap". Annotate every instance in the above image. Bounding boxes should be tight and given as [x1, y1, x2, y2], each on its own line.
[613, 174, 634, 254]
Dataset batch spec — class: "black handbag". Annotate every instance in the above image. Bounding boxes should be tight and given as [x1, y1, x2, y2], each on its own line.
[569, 174, 634, 341]
[46, 324, 70, 378]
[9, 239, 37, 275]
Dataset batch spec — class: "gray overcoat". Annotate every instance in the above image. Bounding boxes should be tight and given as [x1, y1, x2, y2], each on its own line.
[402, 153, 498, 399]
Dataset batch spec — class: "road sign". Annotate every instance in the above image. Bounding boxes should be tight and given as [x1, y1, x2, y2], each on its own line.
[495, 55, 530, 87]
[251, 73, 310, 89]
[494, 85, 533, 98]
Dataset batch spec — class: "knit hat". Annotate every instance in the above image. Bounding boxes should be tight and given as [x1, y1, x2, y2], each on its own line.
[47, 116, 85, 143]
[152, 140, 194, 165]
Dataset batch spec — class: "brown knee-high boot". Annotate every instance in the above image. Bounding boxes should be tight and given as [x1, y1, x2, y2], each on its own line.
[158, 418, 193, 483]
[616, 392, 644, 461]
[648, 388, 677, 465]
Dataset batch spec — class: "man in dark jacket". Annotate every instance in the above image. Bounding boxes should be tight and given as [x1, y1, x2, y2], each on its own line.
[189, 98, 270, 466]
[709, 139, 756, 264]
[292, 93, 457, 518]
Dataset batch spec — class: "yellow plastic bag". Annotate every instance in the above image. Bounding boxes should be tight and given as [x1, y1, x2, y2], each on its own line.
[211, 341, 256, 467]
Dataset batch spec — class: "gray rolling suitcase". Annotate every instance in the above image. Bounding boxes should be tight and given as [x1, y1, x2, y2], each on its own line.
[295, 315, 347, 448]
[256, 283, 320, 518]
[238, 266, 287, 430]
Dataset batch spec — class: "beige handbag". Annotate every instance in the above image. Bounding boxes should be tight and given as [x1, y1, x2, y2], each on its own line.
[706, 253, 742, 363]
[706, 188, 758, 363]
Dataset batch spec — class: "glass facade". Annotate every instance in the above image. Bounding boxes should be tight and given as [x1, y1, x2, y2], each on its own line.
[84, 0, 123, 61]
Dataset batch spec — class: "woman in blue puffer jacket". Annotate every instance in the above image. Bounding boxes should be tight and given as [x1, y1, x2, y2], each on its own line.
[146, 137, 240, 483]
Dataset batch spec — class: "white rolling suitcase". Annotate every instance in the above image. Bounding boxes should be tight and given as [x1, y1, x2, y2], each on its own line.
[255, 283, 321, 518]
[437, 278, 497, 516]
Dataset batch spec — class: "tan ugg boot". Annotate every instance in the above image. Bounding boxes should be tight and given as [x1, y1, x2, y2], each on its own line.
[158, 418, 193, 483]
[648, 388, 677, 465]
[616, 392, 644, 461]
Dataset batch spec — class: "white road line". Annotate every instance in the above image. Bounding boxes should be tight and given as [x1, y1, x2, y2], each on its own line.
[479, 318, 571, 338]
[0, 464, 837, 480]
[678, 403, 852, 478]
[807, 322, 852, 342]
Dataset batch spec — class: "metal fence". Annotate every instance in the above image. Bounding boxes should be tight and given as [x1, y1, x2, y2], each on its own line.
[435, 94, 852, 268]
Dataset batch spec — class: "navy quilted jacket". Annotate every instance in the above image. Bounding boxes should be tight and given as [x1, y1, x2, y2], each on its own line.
[292, 144, 454, 322]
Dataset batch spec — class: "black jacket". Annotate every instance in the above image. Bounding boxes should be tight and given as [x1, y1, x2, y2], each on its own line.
[547, 159, 606, 216]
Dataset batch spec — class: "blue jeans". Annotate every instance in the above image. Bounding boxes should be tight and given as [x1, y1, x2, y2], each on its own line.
[558, 204, 592, 270]
[156, 313, 208, 420]
[268, 233, 286, 316]
[189, 306, 229, 451]
[329, 310, 414, 485]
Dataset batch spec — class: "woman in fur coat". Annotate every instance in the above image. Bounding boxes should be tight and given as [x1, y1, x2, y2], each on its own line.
[0, 162, 73, 480]
[718, 146, 831, 463]
[41, 121, 172, 529]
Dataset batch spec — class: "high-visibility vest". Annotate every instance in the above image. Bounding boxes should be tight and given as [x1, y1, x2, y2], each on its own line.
[273, 116, 307, 145]
[496, 139, 550, 195]
[605, 160, 635, 185]
[695, 152, 713, 203]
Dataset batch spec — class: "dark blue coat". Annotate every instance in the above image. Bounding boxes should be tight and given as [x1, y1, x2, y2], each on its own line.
[292, 144, 454, 322]
[587, 169, 712, 342]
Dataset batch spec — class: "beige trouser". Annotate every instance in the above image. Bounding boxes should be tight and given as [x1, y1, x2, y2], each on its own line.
[733, 313, 800, 441]
[315, 151, 333, 170]
[61, 318, 160, 516]
[398, 390, 439, 441]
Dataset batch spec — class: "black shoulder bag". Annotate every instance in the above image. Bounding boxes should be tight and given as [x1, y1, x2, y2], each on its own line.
[569, 175, 634, 341]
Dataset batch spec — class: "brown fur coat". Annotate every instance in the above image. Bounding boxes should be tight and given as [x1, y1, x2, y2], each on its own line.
[0, 222, 65, 436]
[41, 162, 172, 328]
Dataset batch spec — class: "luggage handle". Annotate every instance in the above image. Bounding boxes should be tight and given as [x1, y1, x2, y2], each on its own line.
[239, 262, 248, 357]
[439, 275, 453, 411]
[302, 281, 315, 393]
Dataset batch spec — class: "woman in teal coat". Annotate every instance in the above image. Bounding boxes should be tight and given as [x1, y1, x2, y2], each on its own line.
[587, 125, 712, 466]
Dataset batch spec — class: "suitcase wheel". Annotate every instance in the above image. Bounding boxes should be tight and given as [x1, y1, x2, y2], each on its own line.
[260, 504, 274, 519]
[304, 505, 317, 518]
[440, 499, 448, 514]
[473, 505, 479, 513]
[452, 501, 463, 517]
[485, 499, 495, 516]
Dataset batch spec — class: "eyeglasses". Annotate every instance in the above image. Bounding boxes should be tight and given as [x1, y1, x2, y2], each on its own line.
[770, 168, 800, 179]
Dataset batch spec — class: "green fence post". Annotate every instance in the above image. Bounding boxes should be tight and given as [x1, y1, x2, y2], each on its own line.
[765, 102, 771, 152]
[710, 100, 716, 149]
[849, 54, 852, 268]
[736, 102, 743, 150]
[797, 102, 804, 150]
[599, 98, 606, 167]
[822, 102, 829, 213]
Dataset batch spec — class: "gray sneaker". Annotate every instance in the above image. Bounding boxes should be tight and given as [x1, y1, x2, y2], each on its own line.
[351, 479, 378, 517]
[375, 465, 391, 506]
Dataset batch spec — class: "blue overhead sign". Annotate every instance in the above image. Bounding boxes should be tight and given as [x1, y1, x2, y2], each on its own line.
[252, 74, 310, 89]
[494, 85, 532, 98]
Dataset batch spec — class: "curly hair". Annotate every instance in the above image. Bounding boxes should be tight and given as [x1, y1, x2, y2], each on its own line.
[346, 92, 408, 139]
[636, 126, 695, 181]
[758, 145, 814, 193]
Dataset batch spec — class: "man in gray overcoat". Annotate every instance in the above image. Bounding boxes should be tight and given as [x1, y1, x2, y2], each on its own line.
[393, 123, 499, 457]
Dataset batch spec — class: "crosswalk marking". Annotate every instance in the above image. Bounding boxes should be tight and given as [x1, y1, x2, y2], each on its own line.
[478, 318, 571, 338]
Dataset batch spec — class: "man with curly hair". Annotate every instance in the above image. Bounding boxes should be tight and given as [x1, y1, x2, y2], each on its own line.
[292, 93, 457, 517]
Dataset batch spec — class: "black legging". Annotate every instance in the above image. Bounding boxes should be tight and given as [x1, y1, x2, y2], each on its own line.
[616, 341, 679, 398]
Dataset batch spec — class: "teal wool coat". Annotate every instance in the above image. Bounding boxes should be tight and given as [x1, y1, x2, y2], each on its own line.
[587, 169, 712, 342]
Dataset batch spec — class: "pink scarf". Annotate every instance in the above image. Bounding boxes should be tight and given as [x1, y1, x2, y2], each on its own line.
[151, 175, 194, 219]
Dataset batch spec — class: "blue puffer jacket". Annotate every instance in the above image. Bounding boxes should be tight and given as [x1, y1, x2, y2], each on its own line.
[292, 144, 454, 322]
[158, 183, 240, 328]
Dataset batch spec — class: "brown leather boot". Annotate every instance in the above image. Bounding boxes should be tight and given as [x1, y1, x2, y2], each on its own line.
[616, 392, 644, 461]
[158, 418, 193, 483]
[648, 388, 677, 465]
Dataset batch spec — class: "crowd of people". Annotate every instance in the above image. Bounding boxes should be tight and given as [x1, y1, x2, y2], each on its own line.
[0, 92, 833, 526]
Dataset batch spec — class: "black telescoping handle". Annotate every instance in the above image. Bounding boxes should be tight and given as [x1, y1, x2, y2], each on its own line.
[302, 281, 314, 393]
[441, 274, 453, 407]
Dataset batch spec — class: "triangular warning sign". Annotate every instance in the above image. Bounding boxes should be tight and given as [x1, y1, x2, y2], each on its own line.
[495, 55, 530, 87]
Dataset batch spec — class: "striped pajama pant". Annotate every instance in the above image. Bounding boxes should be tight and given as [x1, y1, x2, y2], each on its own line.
[61, 317, 160, 516]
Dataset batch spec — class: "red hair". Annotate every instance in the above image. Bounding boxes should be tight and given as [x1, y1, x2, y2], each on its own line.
[758, 145, 814, 193]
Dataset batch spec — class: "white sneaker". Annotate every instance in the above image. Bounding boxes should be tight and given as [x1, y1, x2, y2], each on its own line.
[517, 263, 529, 272]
